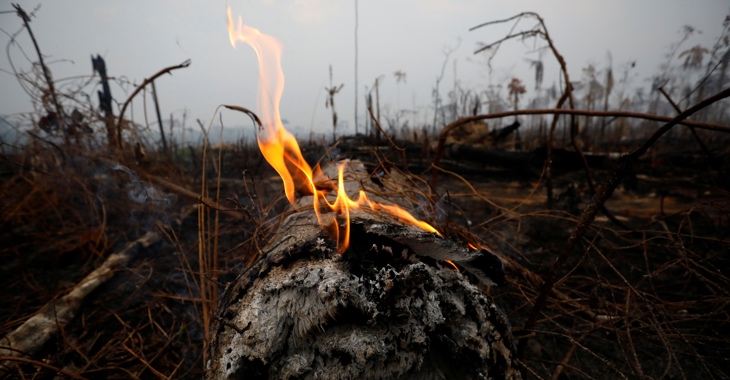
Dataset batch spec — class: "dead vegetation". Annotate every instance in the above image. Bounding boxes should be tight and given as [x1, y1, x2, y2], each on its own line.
[2, 5, 730, 380]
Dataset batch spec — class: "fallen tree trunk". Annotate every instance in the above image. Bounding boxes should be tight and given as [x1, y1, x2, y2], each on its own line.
[206, 161, 520, 379]
[444, 145, 609, 175]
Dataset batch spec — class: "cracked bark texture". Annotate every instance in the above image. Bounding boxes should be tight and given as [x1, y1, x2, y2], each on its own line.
[206, 161, 520, 379]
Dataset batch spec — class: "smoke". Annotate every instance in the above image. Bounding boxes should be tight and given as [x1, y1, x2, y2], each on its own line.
[413, 193, 451, 225]
[112, 164, 176, 208]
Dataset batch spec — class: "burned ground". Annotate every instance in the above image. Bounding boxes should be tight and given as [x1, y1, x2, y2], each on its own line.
[1, 132, 728, 379]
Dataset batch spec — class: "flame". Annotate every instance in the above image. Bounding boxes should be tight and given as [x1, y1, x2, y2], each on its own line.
[227, 9, 439, 253]
[468, 241, 494, 254]
[226, 8, 315, 204]
[444, 260, 459, 271]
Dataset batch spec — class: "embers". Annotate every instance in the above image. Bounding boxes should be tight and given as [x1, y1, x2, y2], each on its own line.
[342, 219, 506, 289]
[341, 221, 413, 277]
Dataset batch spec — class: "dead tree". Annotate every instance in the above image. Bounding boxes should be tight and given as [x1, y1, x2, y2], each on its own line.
[206, 161, 520, 379]
[92, 54, 116, 148]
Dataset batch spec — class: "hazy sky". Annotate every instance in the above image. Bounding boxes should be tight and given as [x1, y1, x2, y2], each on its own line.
[1, 0, 726, 138]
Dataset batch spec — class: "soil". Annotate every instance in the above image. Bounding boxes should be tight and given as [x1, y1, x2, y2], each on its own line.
[1, 139, 728, 379]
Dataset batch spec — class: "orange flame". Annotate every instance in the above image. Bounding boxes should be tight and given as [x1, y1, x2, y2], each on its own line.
[227, 9, 439, 253]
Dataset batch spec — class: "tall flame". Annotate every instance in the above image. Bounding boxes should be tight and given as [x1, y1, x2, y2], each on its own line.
[227, 9, 439, 253]
[226, 8, 315, 204]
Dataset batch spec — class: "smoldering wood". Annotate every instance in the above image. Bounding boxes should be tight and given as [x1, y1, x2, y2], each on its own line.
[206, 161, 520, 379]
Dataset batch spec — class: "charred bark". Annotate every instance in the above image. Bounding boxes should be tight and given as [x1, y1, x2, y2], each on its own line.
[444, 145, 609, 176]
[206, 161, 520, 379]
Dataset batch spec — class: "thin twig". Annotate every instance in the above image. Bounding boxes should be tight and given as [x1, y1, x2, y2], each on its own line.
[470, 12, 578, 206]
[26, 130, 66, 166]
[658, 86, 726, 187]
[368, 107, 409, 170]
[0, 355, 90, 380]
[223, 104, 263, 128]
[141, 172, 242, 220]
[545, 90, 571, 208]
[551, 330, 591, 380]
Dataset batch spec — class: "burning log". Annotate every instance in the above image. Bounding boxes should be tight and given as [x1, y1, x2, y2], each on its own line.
[206, 161, 520, 379]
[210, 11, 519, 378]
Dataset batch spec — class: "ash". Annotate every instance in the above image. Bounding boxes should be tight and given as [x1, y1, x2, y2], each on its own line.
[207, 231, 520, 380]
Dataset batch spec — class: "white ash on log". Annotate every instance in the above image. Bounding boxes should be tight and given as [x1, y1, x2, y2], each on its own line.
[206, 161, 520, 379]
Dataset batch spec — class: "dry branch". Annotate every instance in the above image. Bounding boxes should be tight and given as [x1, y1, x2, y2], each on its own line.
[430, 108, 730, 187]
[115, 59, 191, 149]
[470, 11, 581, 208]
[143, 171, 243, 220]
[12, 4, 66, 134]
[658, 86, 727, 186]
[206, 161, 521, 379]
[0, 231, 160, 374]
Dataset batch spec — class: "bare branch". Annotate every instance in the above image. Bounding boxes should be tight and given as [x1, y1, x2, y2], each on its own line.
[115, 59, 191, 149]
[430, 106, 730, 184]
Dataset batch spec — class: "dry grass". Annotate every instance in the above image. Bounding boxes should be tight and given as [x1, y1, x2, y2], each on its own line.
[454, 178, 729, 379]
[0, 130, 282, 378]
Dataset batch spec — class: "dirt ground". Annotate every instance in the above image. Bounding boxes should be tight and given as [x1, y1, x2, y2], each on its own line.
[1, 139, 728, 379]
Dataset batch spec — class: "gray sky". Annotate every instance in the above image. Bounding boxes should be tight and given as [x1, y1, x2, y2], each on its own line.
[1, 0, 726, 138]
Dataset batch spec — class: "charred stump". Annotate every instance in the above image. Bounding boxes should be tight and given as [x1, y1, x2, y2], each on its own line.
[206, 161, 520, 379]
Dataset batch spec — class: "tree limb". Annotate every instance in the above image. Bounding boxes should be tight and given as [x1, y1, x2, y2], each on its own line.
[430, 107, 730, 187]
[115, 59, 191, 149]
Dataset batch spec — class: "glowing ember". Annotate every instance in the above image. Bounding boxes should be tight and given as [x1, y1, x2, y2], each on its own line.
[227, 9, 439, 253]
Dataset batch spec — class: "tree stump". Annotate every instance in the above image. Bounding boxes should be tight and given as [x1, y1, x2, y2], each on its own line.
[206, 161, 521, 379]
